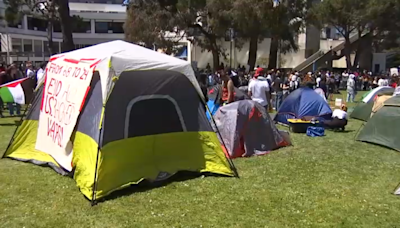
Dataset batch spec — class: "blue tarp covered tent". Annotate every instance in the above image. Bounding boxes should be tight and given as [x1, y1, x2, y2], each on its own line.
[274, 88, 332, 124]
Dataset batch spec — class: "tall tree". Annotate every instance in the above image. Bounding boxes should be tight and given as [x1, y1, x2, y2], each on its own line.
[230, 0, 270, 70]
[227, 0, 306, 70]
[4, 0, 75, 54]
[124, 0, 178, 52]
[54, 0, 74, 52]
[309, 0, 397, 70]
[125, 0, 232, 71]
[267, 0, 305, 69]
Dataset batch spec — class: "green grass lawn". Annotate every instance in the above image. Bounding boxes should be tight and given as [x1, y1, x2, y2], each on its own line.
[1, 92, 400, 227]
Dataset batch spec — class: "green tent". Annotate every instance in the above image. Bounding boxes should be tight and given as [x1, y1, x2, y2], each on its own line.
[356, 96, 400, 151]
[350, 102, 374, 122]
[351, 87, 395, 121]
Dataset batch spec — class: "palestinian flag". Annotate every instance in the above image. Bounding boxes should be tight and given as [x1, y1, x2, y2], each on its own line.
[0, 78, 36, 104]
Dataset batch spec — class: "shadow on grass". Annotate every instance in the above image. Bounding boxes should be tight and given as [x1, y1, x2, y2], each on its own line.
[94, 171, 229, 205]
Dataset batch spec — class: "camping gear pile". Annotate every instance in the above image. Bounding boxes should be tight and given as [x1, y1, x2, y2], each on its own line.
[287, 119, 320, 133]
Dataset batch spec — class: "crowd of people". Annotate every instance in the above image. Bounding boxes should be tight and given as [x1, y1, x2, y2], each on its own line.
[197, 66, 400, 112]
[0, 61, 46, 118]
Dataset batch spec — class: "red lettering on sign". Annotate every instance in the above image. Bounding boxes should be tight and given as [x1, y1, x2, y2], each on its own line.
[47, 118, 64, 147]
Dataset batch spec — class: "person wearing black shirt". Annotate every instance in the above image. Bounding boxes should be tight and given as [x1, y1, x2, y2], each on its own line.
[272, 76, 284, 110]
[326, 76, 335, 101]
[319, 77, 328, 99]
[197, 73, 209, 102]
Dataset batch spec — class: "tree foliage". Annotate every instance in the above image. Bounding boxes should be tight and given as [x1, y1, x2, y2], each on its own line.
[309, 0, 400, 69]
[125, 0, 307, 70]
[3, 0, 75, 54]
[125, 0, 233, 70]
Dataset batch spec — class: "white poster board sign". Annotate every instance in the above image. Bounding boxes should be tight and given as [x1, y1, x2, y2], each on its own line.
[35, 57, 98, 171]
[390, 68, 399, 76]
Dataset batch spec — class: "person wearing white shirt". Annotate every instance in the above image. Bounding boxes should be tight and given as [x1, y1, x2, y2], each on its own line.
[332, 108, 348, 120]
[248, 69, 271, 112]
[36, 62, 46, 85]
[378, 77, 389, 87]
[323, 105, 348, 131]
[25, 61, 35, 78]
[384, 78, 390, 86]
[316, 76, 321, 87]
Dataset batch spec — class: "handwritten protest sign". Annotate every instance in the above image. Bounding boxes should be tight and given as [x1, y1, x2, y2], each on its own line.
[390, 68, 399, 76]
[35, 57, 98, 171]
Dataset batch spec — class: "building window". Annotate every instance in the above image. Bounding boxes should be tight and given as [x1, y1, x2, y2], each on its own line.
[11, 38, 22, 52]
[325, 27, 332, 39]
[95, 21, 124, 34]
[23, 39, 33, 52]
[34, 40, 43, 57]
[7, 18, 22, 29]
[72, 20, 91, 33]
[27, 17, 48, 32]
[95, 21, 109, 33]
[109, 22, 124, 33]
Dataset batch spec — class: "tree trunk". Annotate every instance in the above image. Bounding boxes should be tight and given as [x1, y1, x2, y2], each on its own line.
[343, 36, 352, 70]
[247, 35, 258, 71]
[208, 36, 220, 71]
[55, 0, 75, 52]
[47, 20, 54, 55]
[268, 37, 279, 69]
[211, 48, 220, 72]
[359, 33, 373, 71]
[352, 31, 364, 71]
[352, 42, 363, 70]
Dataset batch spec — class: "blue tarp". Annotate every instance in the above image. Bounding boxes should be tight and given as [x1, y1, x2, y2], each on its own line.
[177, 47, 188, 59]
[206, 100, 221, 120]
[274, 88, 332, 125]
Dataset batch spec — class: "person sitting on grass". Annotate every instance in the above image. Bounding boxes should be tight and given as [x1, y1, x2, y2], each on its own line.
[322, 104, 348, 131]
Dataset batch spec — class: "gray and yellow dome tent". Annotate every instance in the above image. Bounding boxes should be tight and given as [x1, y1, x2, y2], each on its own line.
[3, 40, 236, 203]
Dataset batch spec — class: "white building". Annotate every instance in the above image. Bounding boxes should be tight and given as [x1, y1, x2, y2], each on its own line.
[0, 0, 126, 64]
[0, 0, 387, 72]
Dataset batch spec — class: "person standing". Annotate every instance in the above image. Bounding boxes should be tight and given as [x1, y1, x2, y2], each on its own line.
[219, 68, 235, 105]
[316, 74, 321, 88]
[248, 68, 272, 112]
[25, 61, 35, 78]
[319, 76, 328, 98]
[327, 76, 335, 101]
[5, 64, 21, 116]
[347, 74, 356, 103]
[272, 74, 284, 110]
[378, 76, 388, 87]
[36, 62, 46, 84]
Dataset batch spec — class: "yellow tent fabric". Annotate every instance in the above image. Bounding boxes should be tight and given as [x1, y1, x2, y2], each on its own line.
[371, 95, 392, 118]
